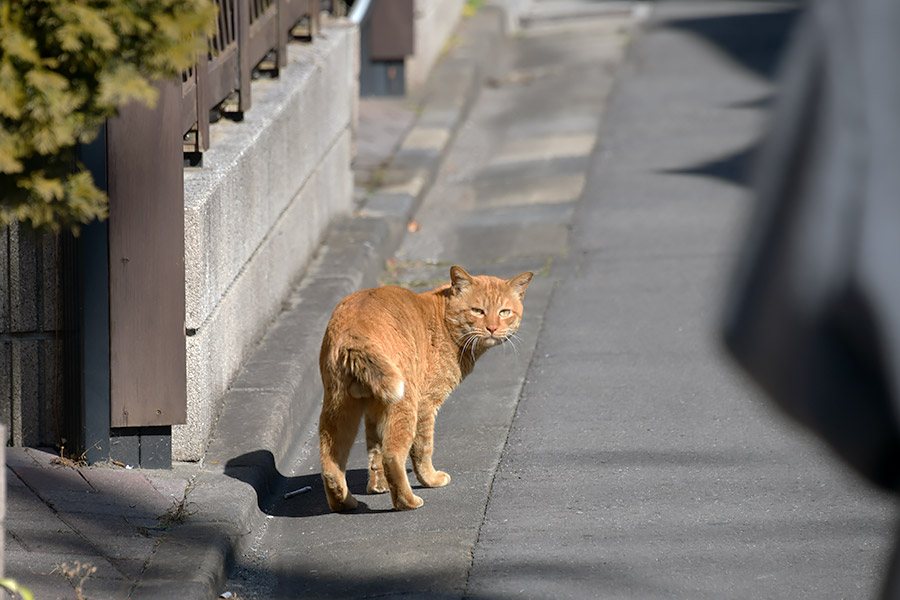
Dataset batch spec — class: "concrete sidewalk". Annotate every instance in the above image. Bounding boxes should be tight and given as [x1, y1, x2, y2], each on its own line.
[3, 9, 505, 600]
[6, 447, 195, 599]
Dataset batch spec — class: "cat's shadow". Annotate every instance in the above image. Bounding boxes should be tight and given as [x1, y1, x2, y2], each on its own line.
[223, 450, 398, 518]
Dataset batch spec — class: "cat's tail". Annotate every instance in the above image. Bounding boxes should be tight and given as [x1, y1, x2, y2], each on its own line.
[342, 347, 405, 404]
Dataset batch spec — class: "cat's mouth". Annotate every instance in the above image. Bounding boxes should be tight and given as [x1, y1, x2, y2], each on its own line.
[481, 335, 503, 347]
[459, 332, 508, 352]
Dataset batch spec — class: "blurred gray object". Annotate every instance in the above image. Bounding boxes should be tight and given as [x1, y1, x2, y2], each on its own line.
[723, 0, 900, 490]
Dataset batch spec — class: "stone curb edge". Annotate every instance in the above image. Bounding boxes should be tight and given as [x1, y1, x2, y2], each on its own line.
[130, 8, 506, 599]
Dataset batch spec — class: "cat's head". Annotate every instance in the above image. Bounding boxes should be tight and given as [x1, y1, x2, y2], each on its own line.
[445, 266, 533, 353]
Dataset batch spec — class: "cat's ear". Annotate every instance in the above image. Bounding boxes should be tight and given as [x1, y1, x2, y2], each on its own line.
[507, 271, 533, 301]
[450, 266, 474, 295]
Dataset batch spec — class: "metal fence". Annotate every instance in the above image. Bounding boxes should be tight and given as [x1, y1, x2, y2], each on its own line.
[182, 0, 320, 156]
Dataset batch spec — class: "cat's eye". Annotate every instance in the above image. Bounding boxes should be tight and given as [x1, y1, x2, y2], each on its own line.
[471, 307, 485, 316]
[499, 309, 511, 317]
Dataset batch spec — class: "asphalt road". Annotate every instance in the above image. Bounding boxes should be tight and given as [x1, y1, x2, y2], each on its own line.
[226, 2, 898, 598]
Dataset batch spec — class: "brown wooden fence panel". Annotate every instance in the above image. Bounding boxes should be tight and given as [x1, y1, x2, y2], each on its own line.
[181, 51, 211, 152]
[249, 0, 278, 70]
[107, 81, 187, 428]
[181, 0, 317, 148]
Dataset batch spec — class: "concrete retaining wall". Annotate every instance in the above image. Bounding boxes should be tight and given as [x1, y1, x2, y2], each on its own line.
[176, 23, 359, 461]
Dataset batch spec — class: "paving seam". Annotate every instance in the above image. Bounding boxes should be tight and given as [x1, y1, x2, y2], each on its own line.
[460, 275, 559, 600]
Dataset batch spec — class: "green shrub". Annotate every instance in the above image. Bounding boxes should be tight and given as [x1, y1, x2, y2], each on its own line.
[0, 0, 217, 233]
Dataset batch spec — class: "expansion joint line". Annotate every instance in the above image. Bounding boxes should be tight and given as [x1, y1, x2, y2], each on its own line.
[460, 275, 560, 598]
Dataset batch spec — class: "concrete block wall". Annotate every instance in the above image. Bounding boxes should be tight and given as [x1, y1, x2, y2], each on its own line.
[1, 425, 4, 576]
[406, 0, 466, 92]
[0, 226, 63, 449]
[176, 23, 359, 461]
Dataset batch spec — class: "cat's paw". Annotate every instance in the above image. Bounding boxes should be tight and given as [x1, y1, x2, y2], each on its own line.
[394, 494, 424, 511]
[367, 480, 389, 494]
[423, 471, 451, 488]
[328, 493, 358, 512]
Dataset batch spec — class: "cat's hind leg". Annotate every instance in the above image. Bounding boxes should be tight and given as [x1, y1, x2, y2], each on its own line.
[411, 407, 451, 488]
[376, 400, 424, 510]
[318, 393, 363, 512]
[364, 413, 389, 494]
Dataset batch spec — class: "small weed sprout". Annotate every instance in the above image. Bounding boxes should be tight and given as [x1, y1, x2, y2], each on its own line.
[51, 441, 101, 469]
[157, 477, 197, 530]
[55, 561, 97, 600]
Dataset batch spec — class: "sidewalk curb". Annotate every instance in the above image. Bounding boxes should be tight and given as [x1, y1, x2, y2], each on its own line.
[130, 8, 506, 599]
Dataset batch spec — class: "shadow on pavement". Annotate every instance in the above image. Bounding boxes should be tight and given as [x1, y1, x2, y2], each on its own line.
[656, 3, 802, 188]
[660, 3, 802, 82]
[231, 557, 684, 599]
[661, 144, 757, 188]
[224, 450, 403, 517]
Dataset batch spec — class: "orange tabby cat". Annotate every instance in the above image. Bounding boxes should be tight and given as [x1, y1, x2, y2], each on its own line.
[318, 266, 533, 511]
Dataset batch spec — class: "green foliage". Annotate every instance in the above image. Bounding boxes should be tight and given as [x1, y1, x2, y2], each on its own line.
[0, 0, 217, 233]
[0, 577, 34, 600]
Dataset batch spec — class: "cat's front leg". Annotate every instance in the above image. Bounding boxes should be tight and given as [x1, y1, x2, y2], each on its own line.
[410, 407, 451, 488]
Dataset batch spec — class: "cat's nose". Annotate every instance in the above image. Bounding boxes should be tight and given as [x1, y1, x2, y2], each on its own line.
[486, 325, 498, 334]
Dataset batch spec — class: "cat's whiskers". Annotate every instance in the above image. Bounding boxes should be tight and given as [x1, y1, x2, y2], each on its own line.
[456, 331, 480, 347]
[457, 331, 481, 365]
[505, 332, 522, 352]
[457, 324, 523, 364]
[499, 331, 521, 364]
[468, 331, 481, 362]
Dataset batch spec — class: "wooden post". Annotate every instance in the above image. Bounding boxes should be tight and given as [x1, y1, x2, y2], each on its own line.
[105, 80, 186, 429]
[197, 51, 211, 151]
[277, 0, 288, 69]
[238, 0, 252, 113]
